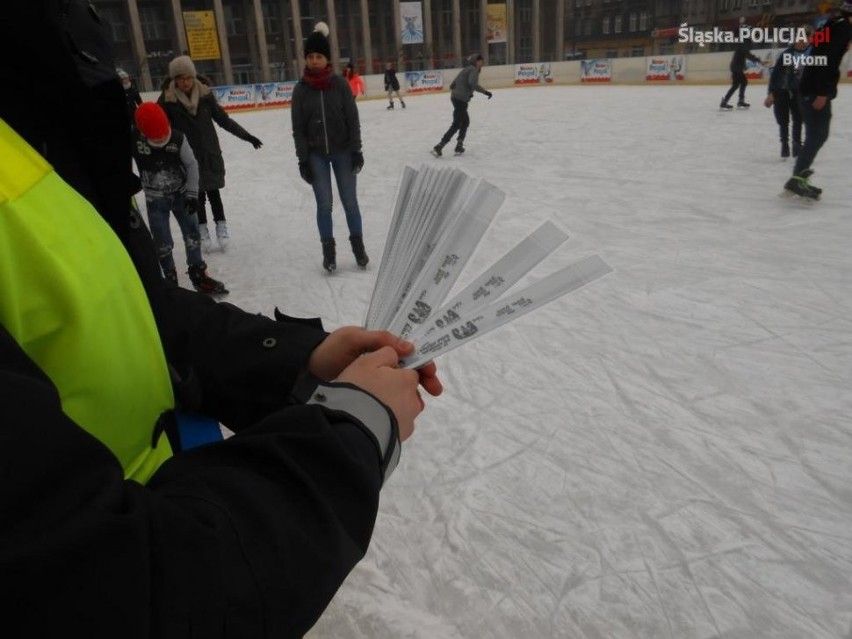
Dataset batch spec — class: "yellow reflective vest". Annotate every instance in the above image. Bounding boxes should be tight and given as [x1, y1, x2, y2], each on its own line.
[0, 118, 174, 482]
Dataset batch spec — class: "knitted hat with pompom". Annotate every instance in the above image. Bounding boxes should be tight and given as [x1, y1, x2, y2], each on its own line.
[304, 22, 331, 59]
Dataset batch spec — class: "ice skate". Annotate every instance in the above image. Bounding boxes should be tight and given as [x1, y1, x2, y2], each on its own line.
[188, 262, 228, 294]
[781, 174, 820, 201]
[215, 220, 229, 250]
[401, 100, 406, 109]
[199, 222, 213, 252]
[798, 169, 822, 194]
[321, 238, 337, 273]
[736, 101, 750, 108]
[430, 144, 443, 158]
[720, 101, 733, 110]
[349, 235, 369, 268]
[454, 142, 465, 156]
[387, 102, 394, 110]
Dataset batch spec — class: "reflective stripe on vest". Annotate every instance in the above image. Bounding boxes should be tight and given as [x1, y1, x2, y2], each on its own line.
[0, 118, 175, 483]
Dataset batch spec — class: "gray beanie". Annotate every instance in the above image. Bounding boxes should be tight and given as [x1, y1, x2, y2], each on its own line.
[168, 55, 197, 79]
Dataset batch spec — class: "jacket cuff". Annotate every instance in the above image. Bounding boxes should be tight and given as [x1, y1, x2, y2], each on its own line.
[306, 382, 400, 485]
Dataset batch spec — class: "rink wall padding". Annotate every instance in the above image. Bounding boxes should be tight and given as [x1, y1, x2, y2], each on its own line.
[140, 50, 852, 111]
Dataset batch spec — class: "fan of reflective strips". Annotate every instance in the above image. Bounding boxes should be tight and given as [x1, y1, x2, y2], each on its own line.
[365, 164, 613, 369]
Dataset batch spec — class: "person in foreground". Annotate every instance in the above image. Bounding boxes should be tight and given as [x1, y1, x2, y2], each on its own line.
[0, 3, 443, 637]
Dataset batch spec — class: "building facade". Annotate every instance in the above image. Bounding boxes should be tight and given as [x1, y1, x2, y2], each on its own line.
[99, 0, 826, 92]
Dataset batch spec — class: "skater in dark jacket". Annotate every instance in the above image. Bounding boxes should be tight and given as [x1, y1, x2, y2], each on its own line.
[159, 55, 263, 251]
[764, 34, 809, 158]
[720, 38, 762, 109]
[784, 5, 852, 198]
[132, 101, 226, 292]
[431, 53, 492, 157]
[291, 22, 369, 273]
[0, 3, 443, 638]
[384, 61, 405, 109]
[117, 67, 142, 122]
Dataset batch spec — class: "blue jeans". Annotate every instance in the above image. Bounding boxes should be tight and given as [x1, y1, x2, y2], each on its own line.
[145, 192, 203, 272]
[308, 150, 363, 241]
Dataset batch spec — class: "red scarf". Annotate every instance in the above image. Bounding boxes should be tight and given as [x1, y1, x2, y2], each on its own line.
[303, 65, 333, 90]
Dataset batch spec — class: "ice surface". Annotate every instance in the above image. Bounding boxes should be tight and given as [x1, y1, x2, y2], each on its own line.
[157, 84, 852, 639]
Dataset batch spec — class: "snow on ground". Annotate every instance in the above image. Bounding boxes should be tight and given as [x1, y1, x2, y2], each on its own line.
[159, 84, 852, 638]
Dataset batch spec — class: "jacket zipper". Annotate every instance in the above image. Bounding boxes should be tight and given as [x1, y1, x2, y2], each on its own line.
[320, 92, 329, 154]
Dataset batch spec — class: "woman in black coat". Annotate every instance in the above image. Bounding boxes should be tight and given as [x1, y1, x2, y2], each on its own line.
[159, 56, 263, 250]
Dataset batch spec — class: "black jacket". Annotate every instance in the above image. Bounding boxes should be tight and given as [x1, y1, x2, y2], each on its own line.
[291, 73, 362, 161]
[730, 42, 761, 72]
[798, 15, 852, 99]
[159, 77, 255, 191]
[384, 67, 401, 91]
[124, 83, 143, 120]
[768, 45, 802, 94]
[1, 3, 388, 637]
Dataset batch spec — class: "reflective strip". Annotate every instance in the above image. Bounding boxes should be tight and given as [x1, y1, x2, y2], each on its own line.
[0, 119, 175, 483]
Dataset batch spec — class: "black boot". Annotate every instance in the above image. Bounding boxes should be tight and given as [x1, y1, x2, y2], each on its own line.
[781, 141, 790, 158]
[188, 261, 228, 294]
[349, 235, 369, 268]
[792, 141, 802, 157]
[321, 238, 336, 272]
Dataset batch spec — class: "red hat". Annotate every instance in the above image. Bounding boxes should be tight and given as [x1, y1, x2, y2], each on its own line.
[135, 102, 171, 146]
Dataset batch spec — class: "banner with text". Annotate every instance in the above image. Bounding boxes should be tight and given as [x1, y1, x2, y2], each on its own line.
[255, 81, 297, 108]
[211, 85, 257, 110]
[514, 63, 553, 84]
[581, 59, 612, 83]
[646, 55, 686, 81]
[183, 11, 220, 61]
[405, 70, 444, 93]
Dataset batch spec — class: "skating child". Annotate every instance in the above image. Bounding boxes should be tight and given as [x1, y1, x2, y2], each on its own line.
[132, 102, 227, 293]
[384, 62, 406, 109]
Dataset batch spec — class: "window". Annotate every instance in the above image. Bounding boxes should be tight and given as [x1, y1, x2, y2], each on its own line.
[139, 6, 167, 40]
[262, 3, 280, 34]
[733, 0, 743, 9]
[629, 12, 637, 31]
[520, 6, 532, 22]
[602, 16, 610, 34]
[639, 11, 648, 30]
[224, 5, 245, 37]
[614, 14, 622, 33]
[583, 18, 591, 36]
[100, 6, 129, 42]
[720, 0, 731, 11]
[606, 48, 618, 58]
[631, 45, 645, 57]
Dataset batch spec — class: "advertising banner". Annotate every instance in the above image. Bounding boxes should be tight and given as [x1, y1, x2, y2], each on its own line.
[646, 56, 686, 81]
[514, 63, 553, 84]
[405, 70, 444, 93]
[211, 85, 257, 110]
[256, 81, 297, 108]
[486, 5, 508, 44]
[581, 59, 612, 83]
[400, 2, 425, 44]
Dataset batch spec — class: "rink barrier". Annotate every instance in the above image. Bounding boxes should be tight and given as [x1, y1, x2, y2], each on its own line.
[140, 49, 852, 111]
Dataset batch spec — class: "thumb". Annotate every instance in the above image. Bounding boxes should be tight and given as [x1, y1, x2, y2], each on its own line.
[356, 345, 401, 370]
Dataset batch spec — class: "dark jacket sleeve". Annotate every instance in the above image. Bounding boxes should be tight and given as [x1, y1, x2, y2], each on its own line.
[0, 326, 384, 639]
[210, 97, 255, 142]
[341, 78, 362, 152]
[291, 82, 310, 161]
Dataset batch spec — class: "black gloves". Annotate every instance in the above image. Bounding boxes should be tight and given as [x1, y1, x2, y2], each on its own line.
[485, 91, 493, 99]
[299, 161, 313, 184]
[351, 151, 364, 175]
[247, 135, 263, 149]
[185, 197, 198, 216]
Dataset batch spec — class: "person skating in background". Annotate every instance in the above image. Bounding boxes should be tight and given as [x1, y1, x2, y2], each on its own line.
[117, 67, 142, 122]
[159, 55, 263, 251]
[384, 61, 406, 109]
[720, 36, 762, 109]
[132, 102, 226, 293]
[344, 62, 365, 98]
[783, 3, 852, 199]
[1, 3, 444, 636]
[764, 32, 810, 158]
[431, 53, 492, 157]
[291, 22, 369, 273]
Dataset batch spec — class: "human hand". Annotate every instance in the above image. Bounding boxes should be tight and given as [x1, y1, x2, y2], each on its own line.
[336, 346, 423, 441]
[185, 197, 198, 215]
[351, 151, 364, 175]
[812, 95, 827, 111]
[308, 326, 444, 396]
[763, 94, 773, 108]
[299, 161, 313, 184]
[248, 135, 263, 149]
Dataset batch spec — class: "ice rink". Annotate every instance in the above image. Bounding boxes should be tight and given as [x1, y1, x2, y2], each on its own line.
[161, 83, 852, 638]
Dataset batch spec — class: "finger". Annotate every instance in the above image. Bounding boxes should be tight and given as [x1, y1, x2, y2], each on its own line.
[351, 329, 411, 356]
[358, 345, 401, 369]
